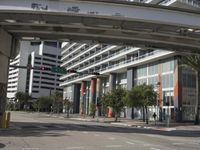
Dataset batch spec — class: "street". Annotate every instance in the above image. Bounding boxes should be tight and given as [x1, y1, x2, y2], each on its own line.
[0, 112, 199, 150]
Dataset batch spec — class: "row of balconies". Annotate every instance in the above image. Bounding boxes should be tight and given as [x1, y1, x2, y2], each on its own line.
[60, 46, 136, 80]
[60, 50, 173, 86]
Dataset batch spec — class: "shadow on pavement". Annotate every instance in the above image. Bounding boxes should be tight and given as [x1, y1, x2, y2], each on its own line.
[0, 143, 6, 148]
[0, 121, 199, 138]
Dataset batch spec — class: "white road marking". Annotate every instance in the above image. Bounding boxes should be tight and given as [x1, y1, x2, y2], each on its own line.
[94, 134, 100, 136]
[105, 145, 122, 148]
[108, 137, 116, 140]
[22, 148, 39, 150]
[66, 146, 84, 149]
[150, 148, 160, 150]
[82, 131, 88, 134]
[143, 144, 151, 146]
[172, 143, 185, 145]
[126, 141, 135, 145]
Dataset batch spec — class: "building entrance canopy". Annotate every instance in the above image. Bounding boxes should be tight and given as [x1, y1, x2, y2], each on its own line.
[0, 0, 200, 52]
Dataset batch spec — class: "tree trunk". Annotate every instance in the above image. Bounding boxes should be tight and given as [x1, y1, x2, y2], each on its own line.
[115, 115, 118, 122]
[142, 107, 145, 122]
[114, 111, 118, 122]
[145, 106, 149, 124]
[67, 110, 69, 118]
[195, 72, 200, 125]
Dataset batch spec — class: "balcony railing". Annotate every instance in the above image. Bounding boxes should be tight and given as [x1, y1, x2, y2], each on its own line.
[78, 46, 134, 70]
[160, 0, 200, 7]
[64, 45, 115, 69]
[61, 50, 172, 85]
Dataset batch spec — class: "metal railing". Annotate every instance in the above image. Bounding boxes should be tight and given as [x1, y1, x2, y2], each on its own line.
[61, 50, 170, 84]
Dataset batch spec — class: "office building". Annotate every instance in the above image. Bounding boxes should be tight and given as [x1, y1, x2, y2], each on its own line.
[7, 41, 63, 101]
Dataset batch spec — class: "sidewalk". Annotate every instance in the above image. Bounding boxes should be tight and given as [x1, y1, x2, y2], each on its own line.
[47, 113, 200, 132]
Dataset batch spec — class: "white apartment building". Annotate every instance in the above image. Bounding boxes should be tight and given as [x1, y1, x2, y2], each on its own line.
[60, 0, 199, 122]
[7, 41, 63, 101]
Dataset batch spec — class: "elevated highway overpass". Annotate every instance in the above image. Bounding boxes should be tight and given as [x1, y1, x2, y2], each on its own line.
[0, 0, 200, 52]
[0, 0, 200, 126]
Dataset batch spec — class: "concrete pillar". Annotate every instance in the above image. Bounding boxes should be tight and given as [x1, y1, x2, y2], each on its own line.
[0, 29, 12, 128]
[96, 77, 102, 116]
[96, 77, 102, 104]
[80, 81, 86, 115]
[109, 73, 116, 91]
[174, 58, 182, 122]
[127, 68, 135, 119]
[71, 84, 81, 114]
[89, 78, 96, 114]
[108, 73, 116, 117]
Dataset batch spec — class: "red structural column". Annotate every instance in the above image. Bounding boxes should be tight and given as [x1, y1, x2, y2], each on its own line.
[89, 78, 96, 114]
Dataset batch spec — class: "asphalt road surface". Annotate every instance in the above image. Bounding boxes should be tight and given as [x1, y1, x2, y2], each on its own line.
[0, 112, 199, 150]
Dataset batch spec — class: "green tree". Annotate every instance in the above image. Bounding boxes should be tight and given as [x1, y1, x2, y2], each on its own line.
[52, 92, 63, 113]
[37, 96, 53, 112]
[103, 88, 126, 122]
[15, 92, 31, 110]
[125, 84, 157, 124]
[63, 98, 73, 118]
[89, 101, 96, 118]
[32, 100, 39, 112]
[101, 93, 110, 116]
[181, 55, 200, 125]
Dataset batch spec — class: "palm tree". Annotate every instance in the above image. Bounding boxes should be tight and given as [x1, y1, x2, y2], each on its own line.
[181, 55, 200, 125]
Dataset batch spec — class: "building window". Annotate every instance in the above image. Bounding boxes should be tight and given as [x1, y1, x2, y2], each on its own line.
[44, 41, 58, 48]
[33, 85, 39, 88]
[33, 76, 40, 79]
[41, 81, 54, 85]
[137, 65, 147, 77]
[33, 80, 40, 83]
[41, 77, 54, 81]
[162, 74, 174, 88]
[148, 63, 158, 75]
[32, 90, 39, 93]
[41, 86, 53, 89]
[43, 53, 56, 58]
[162, 60, 174, 73]
[43, 58, 56, 63]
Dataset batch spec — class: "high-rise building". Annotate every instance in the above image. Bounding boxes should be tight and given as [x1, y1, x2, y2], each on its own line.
[7, 41, 63, 101]
[60, 1, 199, 122]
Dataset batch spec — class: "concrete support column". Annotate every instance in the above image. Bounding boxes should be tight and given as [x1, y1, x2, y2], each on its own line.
[71, 84, 81, 114]
[89, 78, 96, 114]
[0, 28, 12, 128]
[157, 62, 163, 121]
[80, 81, 86, 115]
[96, 77, 102, 104]
[174, 57, 182, 122]
[96, 77, 102, 116]
[108, 73, 116, 117]
[127, 68, 135, 119]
